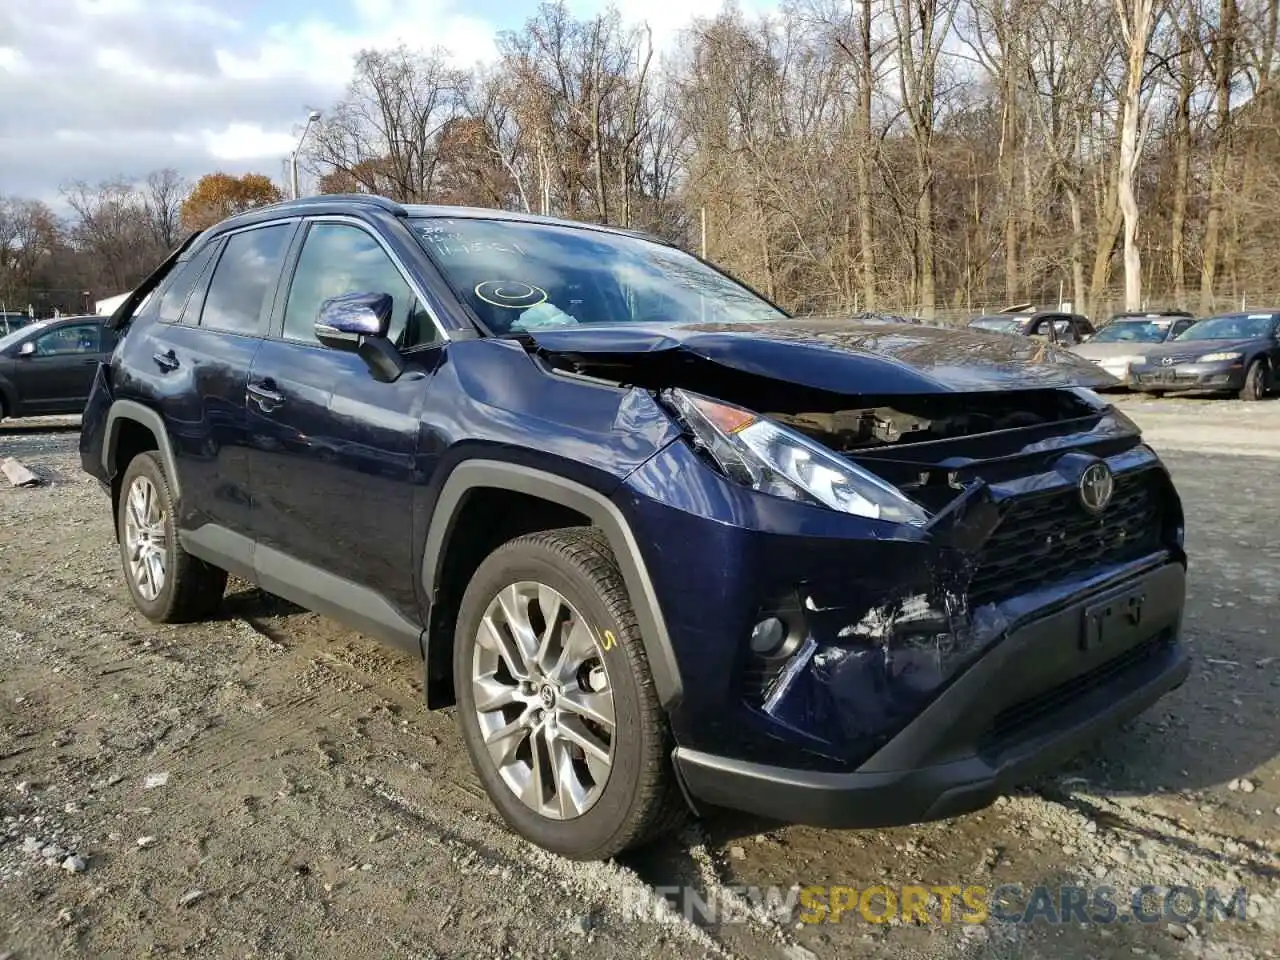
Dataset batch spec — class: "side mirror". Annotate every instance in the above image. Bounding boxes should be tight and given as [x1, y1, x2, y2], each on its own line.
[315, 292, 393, 349]
[17, 341, 36, 358]
[314, 291, 405, 383]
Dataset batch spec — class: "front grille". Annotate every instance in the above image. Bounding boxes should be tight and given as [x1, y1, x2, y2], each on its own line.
[981, 629, 1173, 750]
[968, 469, 1165, 607]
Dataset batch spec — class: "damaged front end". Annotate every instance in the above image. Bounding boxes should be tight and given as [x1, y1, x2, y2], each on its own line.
[609, 372, 1184, 774]
[527, 321, 1183, 775]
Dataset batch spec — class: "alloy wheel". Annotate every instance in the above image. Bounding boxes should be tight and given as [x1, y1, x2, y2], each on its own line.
[123, 475, 167, 601]
[471, 581, 615, 820]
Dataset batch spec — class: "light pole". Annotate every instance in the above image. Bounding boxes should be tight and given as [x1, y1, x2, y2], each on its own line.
[290, 110, 321, 200]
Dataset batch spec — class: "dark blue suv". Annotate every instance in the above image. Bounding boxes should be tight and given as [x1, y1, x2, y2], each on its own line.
[81, 195, 1190, 860]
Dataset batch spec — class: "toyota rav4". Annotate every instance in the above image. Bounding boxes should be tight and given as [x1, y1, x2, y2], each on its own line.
[80, 195, 1190, 861]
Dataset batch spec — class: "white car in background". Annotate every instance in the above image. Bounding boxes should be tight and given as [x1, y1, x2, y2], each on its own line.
[1071, 311, 1197, 384]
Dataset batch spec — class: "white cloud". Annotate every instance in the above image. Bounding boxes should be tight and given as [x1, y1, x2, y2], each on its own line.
[203, 123, 300, 161]
[0, 0, 782, 208]
[219, 2, 499, 86]
[0, 46, 26, 72]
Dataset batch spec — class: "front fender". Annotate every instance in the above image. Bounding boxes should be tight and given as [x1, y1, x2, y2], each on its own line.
[420, 458, 683, 710]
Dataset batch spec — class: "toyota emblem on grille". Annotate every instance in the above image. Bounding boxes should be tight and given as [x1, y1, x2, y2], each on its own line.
[1161, 357, 1175, 366]
[1079, 462, 1115, 514]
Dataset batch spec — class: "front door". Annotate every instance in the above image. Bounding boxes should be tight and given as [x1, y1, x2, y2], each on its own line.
[13, 320, 106, 413]
[246, 218, 444, 621]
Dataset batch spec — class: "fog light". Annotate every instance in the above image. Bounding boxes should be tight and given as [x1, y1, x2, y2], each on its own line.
[750, 617, 787, 655]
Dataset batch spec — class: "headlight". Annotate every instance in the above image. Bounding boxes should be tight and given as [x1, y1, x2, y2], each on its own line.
[1198, 351, 1242, 362]
[663, 388, 930, 526]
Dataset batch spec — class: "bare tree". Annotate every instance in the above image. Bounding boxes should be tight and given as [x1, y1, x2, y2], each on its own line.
[308, 46, 467, 202]
[1113, 0, 1167, 310]
[889, 0, 960, 316]
[1198, 0, 1239, 312]
[143, 168, 187, 250]
[62, 178, 162, 293]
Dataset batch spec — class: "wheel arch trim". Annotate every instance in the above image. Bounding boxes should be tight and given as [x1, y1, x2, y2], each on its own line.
[421, 459, 683, 709]
[103, 400, 181, 503]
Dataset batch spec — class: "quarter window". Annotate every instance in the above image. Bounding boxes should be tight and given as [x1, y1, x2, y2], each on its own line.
[200, 225, 291, 335]
[282, 222, 437, 349]
[156, 242, 220, 325]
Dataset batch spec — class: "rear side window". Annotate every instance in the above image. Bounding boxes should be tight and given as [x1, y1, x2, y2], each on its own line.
[156, 242, 219, 325]
[200, 225, 290, 335]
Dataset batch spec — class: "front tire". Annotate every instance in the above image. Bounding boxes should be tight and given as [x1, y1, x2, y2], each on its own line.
[117, 452, 227, 622]
[1239, 359, 1267, 401]
[453, 528, 685, 860]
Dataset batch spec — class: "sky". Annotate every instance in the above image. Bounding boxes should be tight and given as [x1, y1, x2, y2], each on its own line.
[0, 0, 775, 209]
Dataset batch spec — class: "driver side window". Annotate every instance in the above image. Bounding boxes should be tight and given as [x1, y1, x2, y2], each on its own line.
[34, 323, 99, 356]
[283, 222, 438, 350]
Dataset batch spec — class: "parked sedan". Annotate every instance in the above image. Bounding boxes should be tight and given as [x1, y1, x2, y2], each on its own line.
[1128, 310, 1280, 400]
[1071, 312, 1197, 383]
[0, 315, 118, 421]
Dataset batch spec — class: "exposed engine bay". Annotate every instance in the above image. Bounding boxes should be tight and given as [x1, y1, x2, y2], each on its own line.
[767, 402, 1053, 452]
[535, 338, 1108, 452]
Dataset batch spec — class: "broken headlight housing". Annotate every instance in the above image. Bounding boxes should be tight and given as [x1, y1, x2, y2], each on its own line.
[663, 388, 930, 526]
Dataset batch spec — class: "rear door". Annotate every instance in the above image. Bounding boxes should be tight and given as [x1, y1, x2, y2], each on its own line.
[144, 222, 296, 540]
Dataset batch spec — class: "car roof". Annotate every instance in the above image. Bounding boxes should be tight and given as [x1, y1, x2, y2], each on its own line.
[204, 194, 670, 247]
[1194, 307, 1280, 318]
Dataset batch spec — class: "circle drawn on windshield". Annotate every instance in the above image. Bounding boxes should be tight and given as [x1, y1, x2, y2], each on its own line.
[474, 281, 548, 310]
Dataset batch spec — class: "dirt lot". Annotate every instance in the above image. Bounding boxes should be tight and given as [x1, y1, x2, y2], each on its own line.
[2, 395, 1279, 960]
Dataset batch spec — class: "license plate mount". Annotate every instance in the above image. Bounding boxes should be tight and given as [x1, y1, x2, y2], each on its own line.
[1081, 587, 1147, 652]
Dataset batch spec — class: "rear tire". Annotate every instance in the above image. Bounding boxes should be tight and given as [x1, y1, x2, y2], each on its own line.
[452, 527, 686, 860]
[117, 452, 227, 622]
[1239, 359, 1267, 401]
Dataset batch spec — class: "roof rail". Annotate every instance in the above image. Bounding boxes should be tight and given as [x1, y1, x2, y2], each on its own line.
[267, 194, 408, 217]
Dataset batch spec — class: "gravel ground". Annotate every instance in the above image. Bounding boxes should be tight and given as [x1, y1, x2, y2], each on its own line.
[1, 397, 1279, 960]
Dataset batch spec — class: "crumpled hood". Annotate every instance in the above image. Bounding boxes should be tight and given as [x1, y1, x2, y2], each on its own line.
[1139, 337, 1262, 359]
[524, 319, 1118, 394]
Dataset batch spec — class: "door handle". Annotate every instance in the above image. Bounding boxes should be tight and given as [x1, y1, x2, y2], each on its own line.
[248, 381, 285, 410]
[153, 349, 179, 372]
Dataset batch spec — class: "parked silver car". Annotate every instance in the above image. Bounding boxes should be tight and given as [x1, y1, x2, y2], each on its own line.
[1071, 311, 1196, 383]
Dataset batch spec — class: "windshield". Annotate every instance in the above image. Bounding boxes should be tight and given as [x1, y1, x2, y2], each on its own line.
[409, 217, 786, 334]
[1091, 321, 1175, 343]
[1175, 313, 1277, 341]
[0, 319, 50, 352]
[968, 317, 1022, 334]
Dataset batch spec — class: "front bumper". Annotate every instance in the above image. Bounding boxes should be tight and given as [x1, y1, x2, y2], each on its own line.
[675, 561, 1187, 827]
[1130, 360, 1245, 392]
[1087, 358, 1135, 384]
